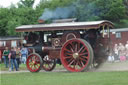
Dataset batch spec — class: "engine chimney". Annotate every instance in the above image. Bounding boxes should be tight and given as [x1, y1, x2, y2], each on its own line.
[38, 19, 45, 24]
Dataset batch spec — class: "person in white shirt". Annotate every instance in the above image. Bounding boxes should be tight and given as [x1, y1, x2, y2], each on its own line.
[108, 52, 114, 63]
[125, 41, 128, 60]
[113, 44, 119, 60]
[118, 43, 126, 61]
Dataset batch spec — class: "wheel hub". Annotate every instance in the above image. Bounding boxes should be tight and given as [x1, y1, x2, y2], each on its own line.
[73, 53, 79, 59]
[32, 61, 36, 65]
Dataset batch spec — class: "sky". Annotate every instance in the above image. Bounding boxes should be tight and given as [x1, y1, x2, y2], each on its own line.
[0, 0, 40, 8]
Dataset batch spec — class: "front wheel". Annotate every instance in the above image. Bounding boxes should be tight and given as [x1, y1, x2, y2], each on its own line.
[42, 55, 56, 71]
[26, 53, 43, 72]
[60, 39, 94, 72]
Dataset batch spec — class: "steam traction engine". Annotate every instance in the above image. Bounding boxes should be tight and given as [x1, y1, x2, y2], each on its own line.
[16, 20, 114, 72]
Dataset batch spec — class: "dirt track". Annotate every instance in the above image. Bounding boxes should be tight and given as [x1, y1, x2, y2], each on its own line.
[1, 61, 128, 74]
[91, 61, 128, 72]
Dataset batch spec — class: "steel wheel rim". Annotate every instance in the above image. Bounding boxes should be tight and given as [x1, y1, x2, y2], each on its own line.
[26, 54, 41, 72]
[42, 55, 56, 71]
[61, 39, 90, 72]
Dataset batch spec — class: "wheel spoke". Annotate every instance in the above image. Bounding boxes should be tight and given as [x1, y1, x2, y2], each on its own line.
[81, 55, 89, 59]
[64, 48, 73, 53]
[48, 64, 51, 69]
[73, 60, 79, 69]
[80, 60, 84, 67]
[78, 60, 82, 67]
[32, 65, 35, 70]
[80, 47, 87, 54]
[29, 62, 33, 65]
[67, 58, 74, 63]
[79, 57, 87, 62]
[68, 59, 75, 67]
[36, 64, 40, 68]
[35, 62, 40, 64]
[65, 52, 73, 56]
[34, 65, 38, 69]
[73, 61, 76, 69]
[78, 46, 84, 53]
[63, 56, 72, 59]
[35, 57, 39, 61]
[32, 56, 35, 61]
[69, 44, 74, 52]
[75, 42, 81, 53]
[79, 52, 88, 56]
[29, 64, 34, 68]
[75, 44, 77, 52]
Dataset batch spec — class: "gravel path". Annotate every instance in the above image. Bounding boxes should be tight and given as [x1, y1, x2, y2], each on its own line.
[1, 61, 128, 74]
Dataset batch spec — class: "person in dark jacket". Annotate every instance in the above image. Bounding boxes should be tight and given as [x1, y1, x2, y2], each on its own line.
[9, 47, 18, 71]
[3, 47, 10, 68]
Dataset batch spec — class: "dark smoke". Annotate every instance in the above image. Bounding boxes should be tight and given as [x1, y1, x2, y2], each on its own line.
[39, 0, 100, 21]
[39, 6, 76, 20]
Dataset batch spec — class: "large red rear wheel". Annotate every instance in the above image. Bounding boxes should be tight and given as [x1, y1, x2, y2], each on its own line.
[26, 53, 42, 72]
[60, 39, 93, 72]
[42, 55, 56, 71]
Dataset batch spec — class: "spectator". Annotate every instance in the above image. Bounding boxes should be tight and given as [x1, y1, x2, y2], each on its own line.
[120, 51, 126, 61]
[3, 47, 10, 68]
[125, 41, 128, 60]
[9, 47, 18, 71]
[108, 52, 114, 63]
[21, 47, 28, 64]
[0, 50, 2, 63]
[16, 47, 21, 69]
[118, 43, 126, 61]
[113, 44, 119, 60]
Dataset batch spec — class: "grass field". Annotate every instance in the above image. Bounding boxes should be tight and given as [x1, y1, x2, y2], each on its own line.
[0, 63, 27, 71]
[1, 71, 128, 85]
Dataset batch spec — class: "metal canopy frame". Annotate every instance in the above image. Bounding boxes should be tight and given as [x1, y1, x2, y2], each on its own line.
[16, 20, 114, 32]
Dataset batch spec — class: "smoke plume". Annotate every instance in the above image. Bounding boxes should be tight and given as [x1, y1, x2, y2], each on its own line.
[39, 6, 76, 20]
[39, 0, 100, 21]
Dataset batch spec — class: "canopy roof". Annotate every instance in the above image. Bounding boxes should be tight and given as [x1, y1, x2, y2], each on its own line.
[16, 20, 114, 32]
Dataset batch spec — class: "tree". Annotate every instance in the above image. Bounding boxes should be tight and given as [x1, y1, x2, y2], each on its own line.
[6, 7, 38, 36]
[73, 0, 101, 21]
[0, 2, 39, 36]
[0, 8, 10, 36]
[95, 0, 127, 22]
[123, 0, 128, 15]
[18, 0, 35, 8]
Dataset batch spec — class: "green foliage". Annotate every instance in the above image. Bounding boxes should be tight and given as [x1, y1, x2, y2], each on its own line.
[0, 8, 10, 36]
[73, 0, 101, 21]
[95, 0, 126, 22]
[123, 0, 128, 15]
[18, 0, 35, 8]
[0, 2, 38, 36]
[0, 0, 128, 36]
[115, 19, 128, 28]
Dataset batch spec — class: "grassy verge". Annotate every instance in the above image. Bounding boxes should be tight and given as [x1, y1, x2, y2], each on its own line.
[1, 71, 128, 85]
[0, 63, 27, 71]
[0, 63, 63, 71]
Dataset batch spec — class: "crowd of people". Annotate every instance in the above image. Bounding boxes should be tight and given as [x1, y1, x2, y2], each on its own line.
[108, 41, 128, 62]
[2, 46, 28, 71]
